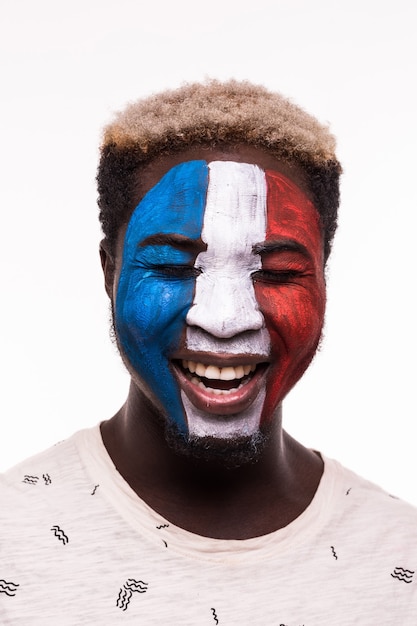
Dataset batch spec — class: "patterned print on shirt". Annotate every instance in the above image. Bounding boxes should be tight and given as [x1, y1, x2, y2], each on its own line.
[331, 546, 338, 560]
[22, 473, 52, 485]
[0, 579, 19, 597]
[22, 475, 39, 485]
[50, 525, 69, 545]
[116, 579, 149, 611]
[91, 484, 99, 495]
[391, 567, 414, 583]
[211, 607, 219, 623]
[156, 523, 170, 547]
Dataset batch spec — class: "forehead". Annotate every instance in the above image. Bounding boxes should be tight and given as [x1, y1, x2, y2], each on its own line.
[120, 160, 323, 263]
[115, 148, 323, 263]
[136, 145, 313, 204]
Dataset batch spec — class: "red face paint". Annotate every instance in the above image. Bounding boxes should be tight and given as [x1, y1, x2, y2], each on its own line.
[254, 170, 326, 423]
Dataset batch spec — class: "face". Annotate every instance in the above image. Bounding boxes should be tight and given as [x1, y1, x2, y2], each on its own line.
[112, 151, 326, 448]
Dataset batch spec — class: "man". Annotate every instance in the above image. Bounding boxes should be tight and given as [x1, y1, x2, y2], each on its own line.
[1, 80, 416, 624]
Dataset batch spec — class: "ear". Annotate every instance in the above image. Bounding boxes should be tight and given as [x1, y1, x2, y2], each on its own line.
[99, 239, 116, 300]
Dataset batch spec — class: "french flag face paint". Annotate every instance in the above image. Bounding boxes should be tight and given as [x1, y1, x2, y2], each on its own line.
[115, 159, 325, 440]
[115, 161, 208, 435]
[255, 169, 326, 423]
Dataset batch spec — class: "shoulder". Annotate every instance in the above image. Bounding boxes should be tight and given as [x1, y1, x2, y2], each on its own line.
[326, 456, 417, 514]
[322, 455, 417, 550]
[0, 427, 101, 517]
[2, 431, 80, 486]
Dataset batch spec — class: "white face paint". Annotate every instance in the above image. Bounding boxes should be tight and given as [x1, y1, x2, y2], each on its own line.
[183, 161, 270, 439]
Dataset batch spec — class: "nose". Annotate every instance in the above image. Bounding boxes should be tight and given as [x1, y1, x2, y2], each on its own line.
[185, 273, 265, 339]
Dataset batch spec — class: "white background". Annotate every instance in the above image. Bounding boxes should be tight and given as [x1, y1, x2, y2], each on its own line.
[1, 0, 416, 503]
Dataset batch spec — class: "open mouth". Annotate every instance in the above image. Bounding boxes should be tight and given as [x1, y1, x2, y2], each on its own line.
[172, 357, 267, 416]
[180, 360, 257, 395]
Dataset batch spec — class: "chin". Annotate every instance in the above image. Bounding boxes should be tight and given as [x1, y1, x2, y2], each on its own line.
[164, 421, 269, 469]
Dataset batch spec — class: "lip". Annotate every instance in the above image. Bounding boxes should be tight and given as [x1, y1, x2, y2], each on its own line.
[173, 350, 268, 367]
[171, 356, 268, 416]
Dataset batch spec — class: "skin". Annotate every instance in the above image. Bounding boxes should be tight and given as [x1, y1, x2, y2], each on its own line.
[100, 145, 325, 540]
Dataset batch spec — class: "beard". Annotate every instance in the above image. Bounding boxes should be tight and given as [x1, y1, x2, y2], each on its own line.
[164, 420, 270, 469]
[109, 302, 273, 468]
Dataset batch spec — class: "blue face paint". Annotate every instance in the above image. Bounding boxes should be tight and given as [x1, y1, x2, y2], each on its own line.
[115, 160, 208, 434]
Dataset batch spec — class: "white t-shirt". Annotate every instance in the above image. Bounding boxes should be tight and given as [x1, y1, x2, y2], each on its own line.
[1, 425, 416, 624]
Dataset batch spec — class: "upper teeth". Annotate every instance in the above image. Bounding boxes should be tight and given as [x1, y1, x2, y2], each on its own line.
[182, 360, 256, 380]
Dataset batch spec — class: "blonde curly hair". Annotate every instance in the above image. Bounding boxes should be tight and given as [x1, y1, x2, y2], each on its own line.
[97, 79, 341, 261]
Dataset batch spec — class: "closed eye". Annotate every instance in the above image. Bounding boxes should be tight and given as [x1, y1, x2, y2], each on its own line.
[251, 269, 305, 284]
[149, 265, 202, 280]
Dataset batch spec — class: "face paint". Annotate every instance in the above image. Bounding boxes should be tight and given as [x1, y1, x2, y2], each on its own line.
[183, 162, 270, 438]
[115, 159, 325, 444]
[115, 160, 208, 435]
[254, 169, 326, 424]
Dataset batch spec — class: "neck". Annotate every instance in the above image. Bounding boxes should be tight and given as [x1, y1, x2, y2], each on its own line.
[100, 382, 323, 539]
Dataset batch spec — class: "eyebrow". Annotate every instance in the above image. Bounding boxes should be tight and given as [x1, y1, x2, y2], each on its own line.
[139, 233, 207, 254]
[252, 239, 311, 258]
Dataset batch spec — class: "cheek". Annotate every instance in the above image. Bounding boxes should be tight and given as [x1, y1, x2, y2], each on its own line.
[116, 273, 195, 363]
[115, 271, 195, 434]
[254, 282, 326, 420]
[255, 283, 325, 346]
